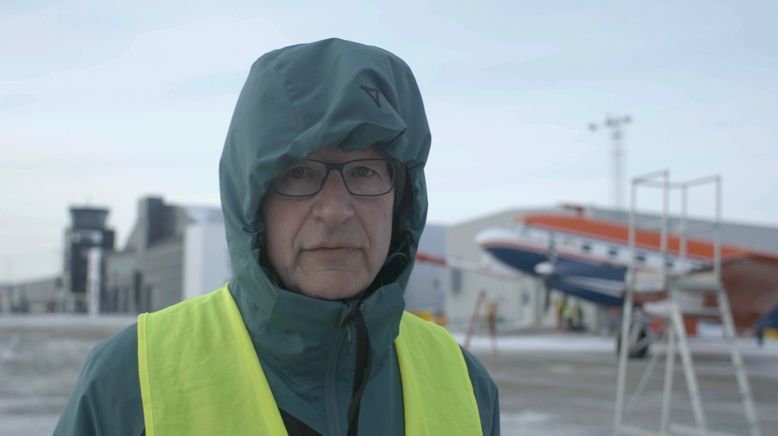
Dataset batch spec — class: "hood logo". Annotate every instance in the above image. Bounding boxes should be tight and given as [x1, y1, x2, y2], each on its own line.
[360, 85, 382, 108]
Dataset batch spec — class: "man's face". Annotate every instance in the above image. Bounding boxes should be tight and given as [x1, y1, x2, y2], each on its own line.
[262, 146, 395, 300]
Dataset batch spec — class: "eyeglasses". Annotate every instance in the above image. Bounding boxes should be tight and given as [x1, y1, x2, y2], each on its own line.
[270, 158, 399, 197]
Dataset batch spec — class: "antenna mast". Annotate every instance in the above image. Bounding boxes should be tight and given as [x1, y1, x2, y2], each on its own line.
[589, 114, 632, 209]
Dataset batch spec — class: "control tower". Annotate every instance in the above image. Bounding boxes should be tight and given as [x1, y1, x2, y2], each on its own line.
[64, 207, 115, 312]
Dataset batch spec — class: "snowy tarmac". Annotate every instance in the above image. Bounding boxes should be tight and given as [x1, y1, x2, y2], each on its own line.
[1, 315, 776, 435]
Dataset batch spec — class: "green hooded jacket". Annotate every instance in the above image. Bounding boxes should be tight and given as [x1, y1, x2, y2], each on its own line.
[54, 38, 500, 436]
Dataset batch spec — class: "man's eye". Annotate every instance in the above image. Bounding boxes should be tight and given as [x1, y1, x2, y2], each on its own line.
[286, 166, 310, 178]
[353, 166, 376, 177]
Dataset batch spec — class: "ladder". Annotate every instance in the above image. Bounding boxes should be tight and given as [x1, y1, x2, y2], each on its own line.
[613, 171, 761, 436]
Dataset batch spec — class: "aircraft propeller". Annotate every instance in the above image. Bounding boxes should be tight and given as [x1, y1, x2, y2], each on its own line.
[534, 235, 558, 313]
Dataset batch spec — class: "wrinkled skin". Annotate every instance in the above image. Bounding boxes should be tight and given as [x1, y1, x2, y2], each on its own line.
[263, 146, 394, 300]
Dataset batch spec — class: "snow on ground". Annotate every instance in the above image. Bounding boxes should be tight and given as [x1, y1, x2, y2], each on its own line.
[2, 316, 776, 436]
[453, 331, 778, 358]
[453, 332, 615, 353]
[0, 314, 136, 329]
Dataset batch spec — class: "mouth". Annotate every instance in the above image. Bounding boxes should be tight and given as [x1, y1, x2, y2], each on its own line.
[306, 247, 358, 254]
[303, 247, 360, 264]
[307, 242, 360, 251]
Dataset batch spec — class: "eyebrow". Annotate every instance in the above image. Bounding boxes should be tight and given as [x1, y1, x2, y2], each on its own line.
[307, 148, 387, 162]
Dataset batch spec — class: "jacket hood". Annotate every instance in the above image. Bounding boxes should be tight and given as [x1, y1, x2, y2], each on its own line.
[219, 38, 430, 371]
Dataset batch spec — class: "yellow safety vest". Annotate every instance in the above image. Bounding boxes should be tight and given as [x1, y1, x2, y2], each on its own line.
[137, 286, 482, 436]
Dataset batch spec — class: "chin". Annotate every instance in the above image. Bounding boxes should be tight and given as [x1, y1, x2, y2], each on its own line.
[310, 285, 362, 300]
[301, 275, 366, 300]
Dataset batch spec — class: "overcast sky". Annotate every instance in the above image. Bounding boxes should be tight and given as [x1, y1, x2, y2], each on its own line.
[2, 0, 777, 281]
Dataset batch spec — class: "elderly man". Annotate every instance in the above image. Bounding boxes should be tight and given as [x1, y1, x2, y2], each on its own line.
[55, 38, 499, 436]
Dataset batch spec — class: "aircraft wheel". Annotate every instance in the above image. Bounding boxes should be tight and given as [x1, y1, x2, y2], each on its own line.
[616, 324, 650, 359]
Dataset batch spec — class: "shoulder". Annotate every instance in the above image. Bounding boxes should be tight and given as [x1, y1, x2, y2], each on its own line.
[83, 323, 139, 377]
[460, 346, 501, 436]
[54, 323, 144, 436]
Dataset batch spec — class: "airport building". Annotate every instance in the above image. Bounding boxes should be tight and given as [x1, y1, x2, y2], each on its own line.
[64, 207, 116, 312]
[0, 197, 231, 315]
[0, 206, 115, 314]
[440, 208, 562, 332]
[0, 277, 64, 313]
[102, 197, 231, 313]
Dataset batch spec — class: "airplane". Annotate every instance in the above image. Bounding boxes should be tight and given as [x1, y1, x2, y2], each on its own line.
[417, 208, 778, 356]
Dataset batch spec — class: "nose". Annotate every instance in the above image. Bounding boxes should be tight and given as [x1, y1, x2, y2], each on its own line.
[312, 170, 354, 225]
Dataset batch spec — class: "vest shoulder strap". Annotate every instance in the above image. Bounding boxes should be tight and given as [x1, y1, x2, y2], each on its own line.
[395, 312, 483, 436]
[137, 286, 287, 436]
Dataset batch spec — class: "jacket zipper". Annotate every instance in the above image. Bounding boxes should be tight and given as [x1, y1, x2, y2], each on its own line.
[324, 323, 352, 436]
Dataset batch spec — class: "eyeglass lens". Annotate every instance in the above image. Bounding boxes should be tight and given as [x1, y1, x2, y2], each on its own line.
[272, 159, 396, 196]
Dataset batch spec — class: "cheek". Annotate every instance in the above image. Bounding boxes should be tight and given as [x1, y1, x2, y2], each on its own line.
[368, 197, 395, 254]
[262, 200, 299, 267]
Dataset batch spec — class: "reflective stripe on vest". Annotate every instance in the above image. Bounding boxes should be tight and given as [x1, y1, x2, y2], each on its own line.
[137, 286, 482, 436]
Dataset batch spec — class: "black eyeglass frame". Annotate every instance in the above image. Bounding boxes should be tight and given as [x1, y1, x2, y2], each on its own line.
[270, 158, 401, 198]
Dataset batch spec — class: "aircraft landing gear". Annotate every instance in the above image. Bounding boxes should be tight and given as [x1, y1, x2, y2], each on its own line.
[616, 311, 650, 359]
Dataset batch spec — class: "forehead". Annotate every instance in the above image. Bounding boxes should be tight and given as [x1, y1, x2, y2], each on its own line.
[307, 145, 386, 162]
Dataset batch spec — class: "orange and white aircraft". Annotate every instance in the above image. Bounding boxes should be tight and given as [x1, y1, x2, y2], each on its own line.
[419, 210, 778, 337]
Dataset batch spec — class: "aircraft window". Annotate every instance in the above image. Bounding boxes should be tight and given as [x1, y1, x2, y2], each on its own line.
[636, 253, 647, 263]
[665, 259, 674, 267]
[581, 243, 592, 252]
[608, 247, 619, 257]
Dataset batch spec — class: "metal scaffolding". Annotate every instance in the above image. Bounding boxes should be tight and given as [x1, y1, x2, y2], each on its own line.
[613, 171, 761, 436]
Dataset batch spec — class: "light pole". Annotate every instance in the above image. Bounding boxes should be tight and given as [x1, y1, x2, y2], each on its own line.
[589, 114, 632, 210]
